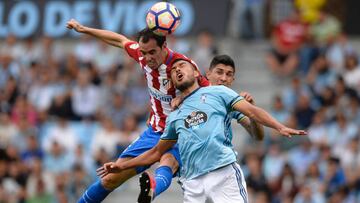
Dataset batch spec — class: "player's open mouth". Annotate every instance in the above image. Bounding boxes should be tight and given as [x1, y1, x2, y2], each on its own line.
[177, 73, 183, 80]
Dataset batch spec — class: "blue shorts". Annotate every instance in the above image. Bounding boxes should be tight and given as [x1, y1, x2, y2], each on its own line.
[120, 126, 182, 174]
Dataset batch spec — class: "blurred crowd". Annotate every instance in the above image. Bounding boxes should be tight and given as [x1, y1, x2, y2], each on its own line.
[0, 0, 359, 203]
[237, 1, 360, 203]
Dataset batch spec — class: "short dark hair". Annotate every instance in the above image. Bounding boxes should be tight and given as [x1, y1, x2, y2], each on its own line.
[209, 55, 235, 72]
[137, 28, 166, 47]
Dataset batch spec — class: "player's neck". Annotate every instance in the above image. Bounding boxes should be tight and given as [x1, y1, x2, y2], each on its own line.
[181, 82, 200, 98]
[161, 48, 168, 64]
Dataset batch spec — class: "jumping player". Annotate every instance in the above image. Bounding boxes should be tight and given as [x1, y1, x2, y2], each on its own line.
[98, 58, 307, 203]
[136, 54, 265, 202]
[66, 19, 209, 203]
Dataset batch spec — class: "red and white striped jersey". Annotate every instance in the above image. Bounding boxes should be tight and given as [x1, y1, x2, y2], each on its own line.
[124, 41, 209, 132]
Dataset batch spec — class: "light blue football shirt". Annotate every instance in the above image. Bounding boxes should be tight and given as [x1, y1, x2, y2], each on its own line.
[161, 85, 244, 180]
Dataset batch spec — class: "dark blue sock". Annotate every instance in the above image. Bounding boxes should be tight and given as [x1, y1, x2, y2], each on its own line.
[78, 180, 112, 203]
[154, 166, 173, 199]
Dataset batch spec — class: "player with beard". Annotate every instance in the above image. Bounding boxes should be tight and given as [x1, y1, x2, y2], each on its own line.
[97, 57, 307, 203]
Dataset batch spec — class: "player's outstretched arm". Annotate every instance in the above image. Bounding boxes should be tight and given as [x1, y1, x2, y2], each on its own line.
[97, 140, 176, 178]
[233, 100, 307, 137]
[66, 19, 131, 48]
[238, 92, 264, 140]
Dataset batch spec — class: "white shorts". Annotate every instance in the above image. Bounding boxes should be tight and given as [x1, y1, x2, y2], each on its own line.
[179, 162, 248, 203]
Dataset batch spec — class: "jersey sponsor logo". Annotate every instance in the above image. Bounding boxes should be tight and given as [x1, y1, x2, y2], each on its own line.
[148, 87, 172, 103]
[184, 111, 208, 129]
[129, 43, 139, 49]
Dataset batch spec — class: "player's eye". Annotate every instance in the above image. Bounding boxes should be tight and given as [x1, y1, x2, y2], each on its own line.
[227, 72, 234, 77]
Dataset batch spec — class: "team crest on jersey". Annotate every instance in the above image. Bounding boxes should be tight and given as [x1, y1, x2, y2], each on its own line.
[184, 111, 208, 129]
[200, 94, 207, 103]
[162, 79, 172, 90]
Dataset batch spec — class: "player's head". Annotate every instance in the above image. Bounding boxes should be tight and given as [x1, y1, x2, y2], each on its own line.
[170, 59, 200, 91]
[206, 55, 235, 87]
[137, 28, 167, 69]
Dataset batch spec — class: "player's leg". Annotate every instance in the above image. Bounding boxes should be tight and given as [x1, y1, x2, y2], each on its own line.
[138, 144, 181, 202]
[78, 157, 137, 203]
[182, 176, 206, 203]
[207, 163, 248, 203]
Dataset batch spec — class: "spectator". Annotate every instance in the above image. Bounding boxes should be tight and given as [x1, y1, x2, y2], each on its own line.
[309, 10, 341, 47]
[190, 30, 218, 74]
[327, 111, 358, 153]
[93, 42, 122, 75]
[43, 141, 73, 175]
[342, 52, 360, 92]
[42, 116, 78, 153]
[238, 0, 265, 40]
[73, 35, 98, 64]
[28, 69, 57, 112]
[266, 10, 307, 77]
[0, 111, 19, 149]
[293, 183, 326, 203]
[308, 109, 329, 146]
[322, 157, 346, 197]
[294, 94, 315, 129]
[271, 95, 291, 123]
[90, 115, 122, 158]
[103, 92, 129, 129]
[306, 54, 337, 96]
[288, 139, 318, 177]
[71, 68, 100, 119]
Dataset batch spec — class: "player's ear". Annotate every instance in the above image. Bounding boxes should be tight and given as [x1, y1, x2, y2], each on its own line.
[162, 41, 167, 49]
[205, 68, 211, 78]
[194, 70, 200, 78]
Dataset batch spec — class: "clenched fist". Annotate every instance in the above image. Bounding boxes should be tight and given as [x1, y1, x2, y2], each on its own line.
[66, 19, 86, 33]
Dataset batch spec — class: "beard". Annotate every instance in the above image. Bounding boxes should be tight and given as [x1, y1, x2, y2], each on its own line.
[175, 77, 196, 91]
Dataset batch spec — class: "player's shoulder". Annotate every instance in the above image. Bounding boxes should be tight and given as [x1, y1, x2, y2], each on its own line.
[202, 85, 231, 92]
[125, 41, 139, 50]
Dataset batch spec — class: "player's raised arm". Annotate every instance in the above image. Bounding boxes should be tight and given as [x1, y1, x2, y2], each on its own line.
[233, 100, 307, 137]
[66, 19, 131, 48]
[97, 140, 176, 178]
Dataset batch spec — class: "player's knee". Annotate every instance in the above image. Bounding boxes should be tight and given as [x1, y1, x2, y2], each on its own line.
[101, 173, 131, 190]
[160, 153, 179, 173]
[101, 175, 121, 190]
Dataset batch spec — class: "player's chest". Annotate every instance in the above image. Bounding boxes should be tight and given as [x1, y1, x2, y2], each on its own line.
[143, 65, 174, 92]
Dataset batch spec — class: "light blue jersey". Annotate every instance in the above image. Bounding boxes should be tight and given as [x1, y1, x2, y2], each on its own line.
[161, 86, 244, 180]
[224, 111, 245, 146]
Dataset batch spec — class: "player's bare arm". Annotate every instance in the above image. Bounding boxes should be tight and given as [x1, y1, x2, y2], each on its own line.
[233, 99, 307, 137]
[66, 19, 131, 48]
[97, 140, 176, 178]
[238, 92, 265, 140]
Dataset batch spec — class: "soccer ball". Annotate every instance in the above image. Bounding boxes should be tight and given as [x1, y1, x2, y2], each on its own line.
[146, 2, 181, 36]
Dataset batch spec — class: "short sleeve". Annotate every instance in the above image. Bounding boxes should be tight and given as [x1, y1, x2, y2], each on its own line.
[124, 41, 140, 62]
[232, 112, 246, 122]
[211, 86, 244, 111]
[160, 113, 178, 141]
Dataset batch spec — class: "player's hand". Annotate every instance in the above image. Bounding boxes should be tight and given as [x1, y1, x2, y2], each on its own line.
[171, 95, 184, 110]
[66, 19, 86, 33]
[96, 162, 122, 178]
[278, 127, 307, 138]
[240, 91, 254, 104]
